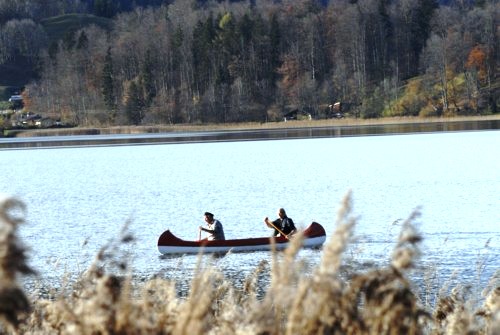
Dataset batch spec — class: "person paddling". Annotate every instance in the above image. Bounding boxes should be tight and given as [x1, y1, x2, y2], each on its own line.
[199, 212, 225, 241]
[264, 208, 297, 238]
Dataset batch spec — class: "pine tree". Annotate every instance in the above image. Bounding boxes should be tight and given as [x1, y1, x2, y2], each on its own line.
[268, 13, 281, 84]
[76, 31, 89, 50]
[141, 49, 156, 105]
[409, 0, 439, 76]
[192, 13, 217, 93]
[171, 25, 184, 71]
[101, 48, 116, 122]
[124, 80, 145, 125]
[62, 30, 76, 50]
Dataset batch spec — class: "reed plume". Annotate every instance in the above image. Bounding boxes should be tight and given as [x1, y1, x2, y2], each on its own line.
[0, 192, 496, 335]
[286, 191, 359, 334]
[0, 195, 35, 332]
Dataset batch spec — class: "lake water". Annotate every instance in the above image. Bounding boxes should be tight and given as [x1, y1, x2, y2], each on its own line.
[1, 129, 499, 299]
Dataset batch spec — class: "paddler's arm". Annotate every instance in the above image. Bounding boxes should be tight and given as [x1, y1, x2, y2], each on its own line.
[264, 217, 282, 237]
[264, 217, 276, 231]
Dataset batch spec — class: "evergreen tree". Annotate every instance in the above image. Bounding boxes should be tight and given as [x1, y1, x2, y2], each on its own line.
[101, 48, 116, 122]
[237, 13, 254, 48]
[62, 30, 76, 50]
[171, 25, 184, 71]
[192, 13, 217, 94]
[268, 13, 281, 84]
[409, 0, 439, 76]
[377, 0, 393, 80]
[48, 41, 59, 61]
[124, 80, 145, 125]
[218, 12, 238, 57]
[76, 31, 89, 50]
[141, 49, 156, 105]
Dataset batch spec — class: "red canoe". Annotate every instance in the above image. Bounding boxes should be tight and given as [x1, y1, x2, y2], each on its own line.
[157, 222, 326, 255]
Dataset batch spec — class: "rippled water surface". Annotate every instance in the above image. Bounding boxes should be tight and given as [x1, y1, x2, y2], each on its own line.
[2, 130, 499, 294]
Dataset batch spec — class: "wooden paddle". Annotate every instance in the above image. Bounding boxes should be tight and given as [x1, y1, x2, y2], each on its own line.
[265, 218, 289, 239]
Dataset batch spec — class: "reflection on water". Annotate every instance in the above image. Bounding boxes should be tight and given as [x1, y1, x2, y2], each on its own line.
[1, 119, 499, 149]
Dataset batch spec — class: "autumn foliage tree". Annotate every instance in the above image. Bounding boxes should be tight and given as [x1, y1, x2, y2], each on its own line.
[466, 45, 487, 83]
[12, 0, 499, 126]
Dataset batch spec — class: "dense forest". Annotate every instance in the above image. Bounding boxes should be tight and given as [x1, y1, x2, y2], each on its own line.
[0, 0, 498, 126]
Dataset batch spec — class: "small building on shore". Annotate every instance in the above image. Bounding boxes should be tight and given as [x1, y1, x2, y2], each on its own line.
[8, 95, 23, 109]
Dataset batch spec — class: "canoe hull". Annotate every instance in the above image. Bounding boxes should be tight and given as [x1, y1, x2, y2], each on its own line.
[157, 222, 326, 255]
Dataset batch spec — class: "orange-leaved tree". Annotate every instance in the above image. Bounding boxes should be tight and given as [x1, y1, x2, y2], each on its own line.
[465, 45, 487, 83]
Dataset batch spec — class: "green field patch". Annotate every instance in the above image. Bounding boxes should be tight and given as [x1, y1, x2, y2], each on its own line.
[41, 13, 112, 43]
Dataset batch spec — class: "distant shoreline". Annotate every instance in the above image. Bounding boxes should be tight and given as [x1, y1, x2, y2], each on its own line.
[2, 115, 498, 150]
[6, 115, 500, 138]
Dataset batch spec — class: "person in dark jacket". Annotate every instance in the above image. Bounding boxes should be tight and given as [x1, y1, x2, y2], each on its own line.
[199, 212, 225, 240]
[264, 208, 297, 238]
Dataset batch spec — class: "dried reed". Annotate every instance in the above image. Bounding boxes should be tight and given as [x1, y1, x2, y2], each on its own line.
[0, 194, 35, 333]
[0, 193, 497, 335]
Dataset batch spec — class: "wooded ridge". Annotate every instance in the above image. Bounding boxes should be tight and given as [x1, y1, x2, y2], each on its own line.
[0, 0, 498, 127]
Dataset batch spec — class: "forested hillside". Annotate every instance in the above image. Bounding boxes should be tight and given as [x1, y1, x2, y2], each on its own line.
[1, 0, 498, 126]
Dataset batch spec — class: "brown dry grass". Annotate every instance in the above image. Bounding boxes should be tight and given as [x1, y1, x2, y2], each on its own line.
[9, 114, 500, 137]
[0, 193, 499, 334]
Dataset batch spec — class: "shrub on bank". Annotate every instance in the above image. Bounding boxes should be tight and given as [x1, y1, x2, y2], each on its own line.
[0, 194, 498, 334]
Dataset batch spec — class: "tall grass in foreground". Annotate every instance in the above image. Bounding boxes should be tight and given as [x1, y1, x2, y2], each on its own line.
[1, 193, 498, 334]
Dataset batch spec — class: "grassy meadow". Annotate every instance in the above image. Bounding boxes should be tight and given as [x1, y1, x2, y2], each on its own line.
[0, 193, 498, 334]
[40, 14, 112, 44]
